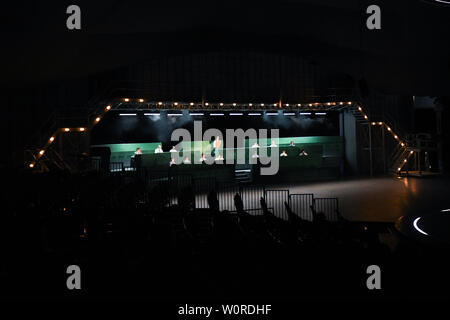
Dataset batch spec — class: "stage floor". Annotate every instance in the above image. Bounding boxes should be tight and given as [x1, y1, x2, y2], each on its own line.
[273, 176, 450, 222]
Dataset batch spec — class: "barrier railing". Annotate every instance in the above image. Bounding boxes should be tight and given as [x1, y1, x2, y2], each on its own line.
[289, 193, 315, 221]
[265, 189, 290, 220]
[313, 198, 339, 221]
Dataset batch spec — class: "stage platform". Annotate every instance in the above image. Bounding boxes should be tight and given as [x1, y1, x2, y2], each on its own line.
[275, 176, 450, 223]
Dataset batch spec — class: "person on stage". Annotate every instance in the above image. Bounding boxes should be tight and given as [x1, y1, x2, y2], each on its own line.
[212, 136, 222, 158]
[280, 150, 288, 157]
[299, 149, 308, 156]
[183, 156, 191, 164]
[252, 151, 259, 158]
[251, 141, 260, 148]
[170, 146, 177, 152]
[154, 145, 163, 153]
[270, 140, 277, 147]
[199, 153, 206, 163]
[215, 153, 224, 161]
[169, 157, 176, 166]
[213, 136, 222, 149]
[289, 141, 295, 147]
[135, 147, 142, 155]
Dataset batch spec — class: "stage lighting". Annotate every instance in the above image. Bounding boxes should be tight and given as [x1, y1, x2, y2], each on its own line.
[284, 112, 296, 116]
[189, 113, 204, 116]
[119, 113, 137, 116]
[315, 112, 326, 116]
[394, 135, 398, 139]
[205, 103, 209, 106]
[168, 113, 182, 116]
[174, 102, 178, 106]
[220, 103, 224, 106]
[249, 103, 253, 106]
[273, 103, 278, 106]
[410, 151, 414, 154]
[232, 103, 237, 106]
[138, 99, 144, 102]
[372, 122, 376, 125]
[285, 103, 289, 106]
[39, 150, 45, 155]
[378, 122, 383, 125]
[95, 117, 101, 122]
[404, 159, 407, 162]
[49, 136, 55, 142]
[64, 128, 70, 132]
[266, 112, 278, 116]
[144, 113, 160, 116]
[339, 102, 344, 105]
[358, 107, 362, 111]
[364, 115, 368, 119]
[106, 105, 111, 111]
[124, 98, 130, 102]
[190, 102, 194, 106]
[248, 113, 261, 116]
[210, 113, 224, 116]
[398, 167, 401, 171]
[300, 112, 311, 115]
[230, 113, 243, 116]
[347, 102, 352, 105]
[29, 163, 34, 168]
[261, 103, 265, 106]
[297, 104, 301, 107]
[158, 102, 163, 105]
[387, 127, 391, 131]
[401, 143, 405, 147]
[308, 104, 312, 107]
[79, 127, 85, 132]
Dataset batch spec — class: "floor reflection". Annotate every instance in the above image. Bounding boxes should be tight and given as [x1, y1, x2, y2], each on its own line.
[279, 176, 450, 222]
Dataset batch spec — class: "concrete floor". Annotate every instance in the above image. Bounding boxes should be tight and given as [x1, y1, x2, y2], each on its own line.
[278, 176, 450, 222]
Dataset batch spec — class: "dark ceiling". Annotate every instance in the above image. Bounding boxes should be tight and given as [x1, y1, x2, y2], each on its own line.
[2, 0, 450, 95]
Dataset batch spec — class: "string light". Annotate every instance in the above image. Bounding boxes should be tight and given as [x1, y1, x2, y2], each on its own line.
[49, 136, 55, 142]
[95, 117, 101, 122]
[39, 150, 45, 155]
[29, 163, 34, 168]
[106, 105, 111, 111]
[124, 98, 130, 102]
[138, 99, 144, 102]
[64, 128, 70, 132]
[79, 127, 85, 132]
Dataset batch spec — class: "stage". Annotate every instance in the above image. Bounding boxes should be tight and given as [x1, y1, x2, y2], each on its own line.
[277, 176, 450, 222]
